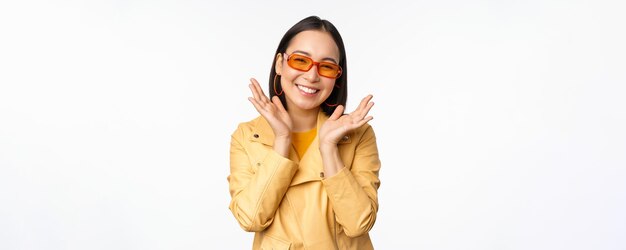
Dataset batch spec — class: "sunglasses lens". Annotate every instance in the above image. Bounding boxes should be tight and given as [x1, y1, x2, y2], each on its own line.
[318, 63, 341, 78]
[288, 54, 313, 71]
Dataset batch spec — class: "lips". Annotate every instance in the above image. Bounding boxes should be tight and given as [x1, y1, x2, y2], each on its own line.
[296, 84, 319, 94]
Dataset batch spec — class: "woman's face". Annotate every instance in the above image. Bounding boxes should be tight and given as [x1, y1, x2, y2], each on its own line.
[275, 30, 340, 113]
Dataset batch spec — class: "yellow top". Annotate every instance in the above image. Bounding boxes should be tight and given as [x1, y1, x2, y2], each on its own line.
[291, 127, 317, 159]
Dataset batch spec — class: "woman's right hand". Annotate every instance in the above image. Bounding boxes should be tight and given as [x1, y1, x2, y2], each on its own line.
[248, 77, 293, 140]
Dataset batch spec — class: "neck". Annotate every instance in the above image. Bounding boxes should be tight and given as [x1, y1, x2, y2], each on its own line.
[289, 107, 319, 132]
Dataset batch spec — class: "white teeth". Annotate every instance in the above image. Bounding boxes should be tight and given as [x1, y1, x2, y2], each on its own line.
[297, 85, 318, 94]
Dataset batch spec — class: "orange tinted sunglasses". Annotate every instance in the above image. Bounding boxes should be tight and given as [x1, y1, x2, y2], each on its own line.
[284, 53, 342, 79]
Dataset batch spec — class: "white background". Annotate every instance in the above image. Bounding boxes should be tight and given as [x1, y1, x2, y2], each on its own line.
[1, 0, 625, 249]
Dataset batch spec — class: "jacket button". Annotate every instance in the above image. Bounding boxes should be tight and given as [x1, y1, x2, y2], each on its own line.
[256, 163, 261, 166]
[253, 134, 259, 138]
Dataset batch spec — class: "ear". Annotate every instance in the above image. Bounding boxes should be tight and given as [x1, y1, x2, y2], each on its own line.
[275, 53, 283, 75]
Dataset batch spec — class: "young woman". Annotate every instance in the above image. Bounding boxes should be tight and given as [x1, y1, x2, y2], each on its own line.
[228, 16, 381, 250]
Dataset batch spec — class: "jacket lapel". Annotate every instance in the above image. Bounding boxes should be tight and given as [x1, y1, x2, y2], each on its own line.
[249, 115, 275, 146]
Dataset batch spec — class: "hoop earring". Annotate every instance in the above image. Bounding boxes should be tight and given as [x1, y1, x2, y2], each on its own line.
[274, 75, 283, 96]
[324, 102, 338, 107]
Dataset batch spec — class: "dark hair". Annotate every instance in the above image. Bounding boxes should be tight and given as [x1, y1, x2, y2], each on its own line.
[269, 16, 348, 116]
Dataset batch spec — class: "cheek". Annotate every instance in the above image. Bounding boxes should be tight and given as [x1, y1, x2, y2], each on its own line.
[279, 74, 295, 86]
[281, 69, 301, 82]
[323, 80, 337, 90]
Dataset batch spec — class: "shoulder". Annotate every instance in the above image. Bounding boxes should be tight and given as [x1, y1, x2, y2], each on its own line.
[337, 123, 377, 149]
[233, 115, 264, 132]
[353, 123, 377, 141]
[231, 115, 265, 140]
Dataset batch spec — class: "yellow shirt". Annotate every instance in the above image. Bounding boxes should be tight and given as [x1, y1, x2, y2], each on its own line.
[291, 128, 317, 159]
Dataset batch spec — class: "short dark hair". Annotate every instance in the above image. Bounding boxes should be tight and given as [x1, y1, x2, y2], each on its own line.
[269, 16, 348, 116]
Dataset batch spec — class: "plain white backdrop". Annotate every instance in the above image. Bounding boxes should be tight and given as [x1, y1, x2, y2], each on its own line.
[1, 0, 625, 249]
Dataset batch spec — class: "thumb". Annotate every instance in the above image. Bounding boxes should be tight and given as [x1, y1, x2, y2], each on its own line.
[329, 105, 344, 120]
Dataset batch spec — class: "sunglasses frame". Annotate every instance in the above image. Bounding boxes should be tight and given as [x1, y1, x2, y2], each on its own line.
[284, 52, 342, 79]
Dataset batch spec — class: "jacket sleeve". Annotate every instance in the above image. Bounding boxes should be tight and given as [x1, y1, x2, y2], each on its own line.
[322, 125, 381, 237]
[227, 125, 299, 232]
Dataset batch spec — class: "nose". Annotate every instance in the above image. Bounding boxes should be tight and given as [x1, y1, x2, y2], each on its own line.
[303, 64, 320, 83]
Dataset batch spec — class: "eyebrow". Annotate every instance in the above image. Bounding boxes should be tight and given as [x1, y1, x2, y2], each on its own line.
[291, 50, 339, 64]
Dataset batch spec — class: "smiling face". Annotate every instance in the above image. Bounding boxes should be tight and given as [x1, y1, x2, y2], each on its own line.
[275, 30, 341, 114]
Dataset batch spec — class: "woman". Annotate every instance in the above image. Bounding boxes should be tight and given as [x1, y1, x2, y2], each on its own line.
[228, 16, 381, 250]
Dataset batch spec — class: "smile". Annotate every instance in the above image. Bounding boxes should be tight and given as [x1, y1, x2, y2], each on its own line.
[296, 84, 319, 94]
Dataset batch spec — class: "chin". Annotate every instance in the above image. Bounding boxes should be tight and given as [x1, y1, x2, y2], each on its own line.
[286, 93, 330, 111]
[295, 103, 321, 111]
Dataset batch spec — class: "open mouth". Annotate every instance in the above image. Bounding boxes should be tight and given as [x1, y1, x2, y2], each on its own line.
[296, 84, 319, 94]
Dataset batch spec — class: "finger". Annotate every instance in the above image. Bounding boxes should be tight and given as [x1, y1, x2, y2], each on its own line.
[249, 88, 266, 109]
[363, 116, 374, 123]
[272, 96, 287, 113]
[350, 95, 373, 119]
[356, 94, 373, 112]
[248, 97, 265, 114]
[249, 78, 263, 101]
[349, 116, 373, 130]
[351, 101, 374, 122]
[329, 105, 344, 120]
[250, 78, 269, 102]
[360, 101, 375, 118]
[249, 82, 261, 102]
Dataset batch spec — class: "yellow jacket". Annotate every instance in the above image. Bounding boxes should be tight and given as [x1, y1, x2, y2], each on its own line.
[228, 111, 381, 250]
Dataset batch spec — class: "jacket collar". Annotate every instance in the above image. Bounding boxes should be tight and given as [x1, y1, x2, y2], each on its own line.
[249, 110, 353, 146]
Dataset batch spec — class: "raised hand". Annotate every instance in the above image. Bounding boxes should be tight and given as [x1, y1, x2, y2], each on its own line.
[248, 78, 293, 138]
[319, 95, 374, 148]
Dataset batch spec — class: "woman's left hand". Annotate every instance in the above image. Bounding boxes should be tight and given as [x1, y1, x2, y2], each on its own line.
[319, 95, 374, 148]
